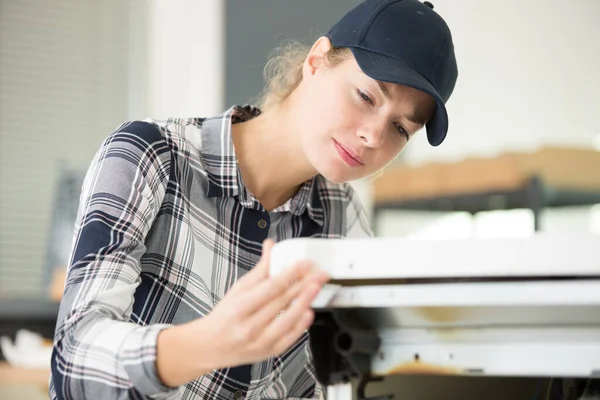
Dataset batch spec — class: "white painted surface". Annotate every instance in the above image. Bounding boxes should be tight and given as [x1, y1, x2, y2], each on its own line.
[374, 328, 600, 377]
[313, 280, 600, 309]
[141, 0, 225, 118]
[270, 233, 600, 279]
[326, 383, 353, 400]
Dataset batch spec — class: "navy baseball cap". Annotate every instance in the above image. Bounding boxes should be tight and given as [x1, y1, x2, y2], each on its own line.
[326, 0, 458, 146]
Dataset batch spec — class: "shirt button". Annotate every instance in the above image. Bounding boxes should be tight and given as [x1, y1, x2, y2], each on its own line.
[257, 219, 268, 229]
[234, 391, 243, 399]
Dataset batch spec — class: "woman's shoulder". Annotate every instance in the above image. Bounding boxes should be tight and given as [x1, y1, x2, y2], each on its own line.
[104, 117, 211, 164]
[97, 117, 210, 177]
[107, 119, 169, 145]
[139, 117, 206, 151]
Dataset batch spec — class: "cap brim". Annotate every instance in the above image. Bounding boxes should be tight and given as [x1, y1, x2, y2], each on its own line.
[351, 47, 448, 147]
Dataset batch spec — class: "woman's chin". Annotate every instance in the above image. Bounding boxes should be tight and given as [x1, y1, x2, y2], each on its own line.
[316, 162, 359, 184]
[308, 149, 363, 183]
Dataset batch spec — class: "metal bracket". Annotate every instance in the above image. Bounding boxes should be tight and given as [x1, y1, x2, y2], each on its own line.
[357, 376, 394, 400]
[309, 308, 394, 400]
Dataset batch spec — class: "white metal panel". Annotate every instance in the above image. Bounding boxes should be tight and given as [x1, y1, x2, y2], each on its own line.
[372, 327, 600, 378]
[270, 234, 600, 279]
[313, 280, 600, 310]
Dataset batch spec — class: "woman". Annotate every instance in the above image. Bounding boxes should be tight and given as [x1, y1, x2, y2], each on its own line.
[49, 0, 458, 399]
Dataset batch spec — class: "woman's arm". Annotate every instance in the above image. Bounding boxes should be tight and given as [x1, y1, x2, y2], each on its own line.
[50, 121, 177, 399]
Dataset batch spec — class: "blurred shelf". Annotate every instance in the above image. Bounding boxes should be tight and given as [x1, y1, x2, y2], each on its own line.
[0, 362, 50, 387]
[372, 147, 600, 233]
[0, 298, 59, 321]
[373, 176, 600, 233]
[374, 176, 600, 214]
[0, 298, 59, 362]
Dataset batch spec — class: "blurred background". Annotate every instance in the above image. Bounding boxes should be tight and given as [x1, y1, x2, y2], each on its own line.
[0, 0, 599, 399]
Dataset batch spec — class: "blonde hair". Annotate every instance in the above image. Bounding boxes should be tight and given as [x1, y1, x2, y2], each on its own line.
[257, 39, 352, 110]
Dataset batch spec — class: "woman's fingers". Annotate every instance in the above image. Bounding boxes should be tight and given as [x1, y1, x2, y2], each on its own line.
[235, 257, 319, 317]
[244, 269, 328, 334]
[272, 309, 315, 356]
[258, 280, 322, 351]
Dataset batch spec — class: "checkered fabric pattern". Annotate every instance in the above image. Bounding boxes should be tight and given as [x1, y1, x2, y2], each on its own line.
[49, 105, 372, 400]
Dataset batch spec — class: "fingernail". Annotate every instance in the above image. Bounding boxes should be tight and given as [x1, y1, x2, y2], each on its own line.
[312, 271, 329, 281]
[311, 282, 322, 294]
[303, 310, 314, 323]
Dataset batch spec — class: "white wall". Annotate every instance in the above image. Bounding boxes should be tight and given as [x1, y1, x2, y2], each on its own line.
[403, 0, 600, 164]
[129, 0, 225, 119]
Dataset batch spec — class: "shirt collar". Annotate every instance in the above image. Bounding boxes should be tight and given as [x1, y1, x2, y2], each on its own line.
[200, 105, 324, 226]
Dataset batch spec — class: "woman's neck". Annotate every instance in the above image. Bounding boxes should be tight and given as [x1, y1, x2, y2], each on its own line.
[231, 102, 318, 211]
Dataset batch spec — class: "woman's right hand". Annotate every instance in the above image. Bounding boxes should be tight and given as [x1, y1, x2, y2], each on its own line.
[157, 239, 329, 387]
[194, 239, 329, 369]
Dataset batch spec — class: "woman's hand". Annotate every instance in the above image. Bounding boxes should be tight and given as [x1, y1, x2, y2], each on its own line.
[156, 238, 329, 388]
[200, 238, 329, 367]
[157, 239, 329, 387]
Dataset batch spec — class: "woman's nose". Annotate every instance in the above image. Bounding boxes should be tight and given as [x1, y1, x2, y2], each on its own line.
[358, 123, 385, 148]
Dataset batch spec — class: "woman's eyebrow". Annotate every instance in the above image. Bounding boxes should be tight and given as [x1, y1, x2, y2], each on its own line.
[376, 81, 391, 99]
[377, 81, 430, 125]
[405, 111, 428, 125]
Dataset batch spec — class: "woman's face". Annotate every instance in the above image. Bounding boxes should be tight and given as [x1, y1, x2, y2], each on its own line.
[293, 37, 436, 184]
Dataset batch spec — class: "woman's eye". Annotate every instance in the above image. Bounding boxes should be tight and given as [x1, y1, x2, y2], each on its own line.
[354, 88, 411, 141]
[397, 126, 410, 140]
[356, 89, 374, 105]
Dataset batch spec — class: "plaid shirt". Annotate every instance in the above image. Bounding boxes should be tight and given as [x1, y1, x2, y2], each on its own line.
[49, 105, 372, 400]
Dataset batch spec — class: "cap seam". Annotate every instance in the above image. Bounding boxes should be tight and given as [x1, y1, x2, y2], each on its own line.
[351, 44, 438, 91]
[428, 28, 448, 88]
[358, 0, 404, 47]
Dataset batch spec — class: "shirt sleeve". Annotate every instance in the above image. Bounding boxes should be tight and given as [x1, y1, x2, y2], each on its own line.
[50, 121, 181, 400]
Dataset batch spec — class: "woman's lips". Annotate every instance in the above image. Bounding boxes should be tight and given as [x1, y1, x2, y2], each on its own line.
[333, 140, 364, 167]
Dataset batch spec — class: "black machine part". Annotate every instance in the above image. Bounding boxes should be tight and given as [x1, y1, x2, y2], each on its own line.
[308, 308, 393, 400]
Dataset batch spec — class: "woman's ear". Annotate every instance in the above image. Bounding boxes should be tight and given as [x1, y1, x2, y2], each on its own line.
[304, 36, 333, 76]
